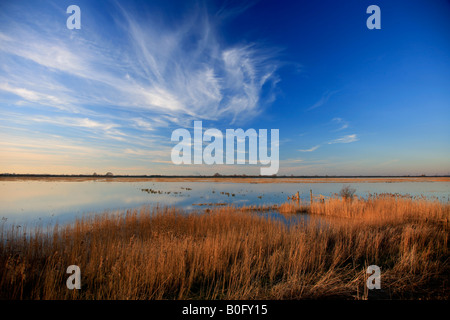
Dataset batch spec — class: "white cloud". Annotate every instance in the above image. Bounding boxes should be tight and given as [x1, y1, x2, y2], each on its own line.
[0, 82, 66, 110]
[132, 118, 156, 131]
[32, 116, 119, 132]
[0, 2, 283, 173]
[0, 5, 280, 125]
[112, 5, 280, 123]
[331, 117, 349, 131]
[328, 134, 359, 144]
[298, 145, 320, 152]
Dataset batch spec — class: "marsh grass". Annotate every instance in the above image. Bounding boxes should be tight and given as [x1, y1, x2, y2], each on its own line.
[0, 195, 448, 300]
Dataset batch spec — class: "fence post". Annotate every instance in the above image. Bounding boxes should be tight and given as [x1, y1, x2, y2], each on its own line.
[310, 189, 313, 206]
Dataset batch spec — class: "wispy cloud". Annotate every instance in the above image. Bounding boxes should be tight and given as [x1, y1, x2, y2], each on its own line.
[328, 134, 359, 144]
[0, 3, 281, 124]
[331, 117, 349, 131]
[298, 145, 320, 152]
[29, 115, 127, 141]
[0, 2, 283, 173]
[307, 90, 339, 111]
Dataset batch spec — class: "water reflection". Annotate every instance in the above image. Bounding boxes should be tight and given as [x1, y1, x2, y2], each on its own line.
[0, 180, 449, 226]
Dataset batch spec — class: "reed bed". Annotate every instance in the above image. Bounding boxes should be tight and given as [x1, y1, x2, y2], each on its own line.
[0, 195, 448, 300]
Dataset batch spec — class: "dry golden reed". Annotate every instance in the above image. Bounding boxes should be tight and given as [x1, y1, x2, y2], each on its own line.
[1, 195, 448, 300]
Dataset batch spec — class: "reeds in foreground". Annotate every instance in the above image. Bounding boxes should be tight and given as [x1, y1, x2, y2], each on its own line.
[0, 195, 448, 300]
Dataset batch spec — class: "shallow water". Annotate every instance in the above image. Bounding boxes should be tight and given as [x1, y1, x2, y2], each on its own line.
[0, 180, 449, 226]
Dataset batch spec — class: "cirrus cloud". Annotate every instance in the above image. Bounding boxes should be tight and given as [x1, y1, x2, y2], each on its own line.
[328, 134, 359, 144]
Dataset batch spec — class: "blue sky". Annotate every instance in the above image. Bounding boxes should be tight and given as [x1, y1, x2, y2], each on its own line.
[0, 0, 449, 175]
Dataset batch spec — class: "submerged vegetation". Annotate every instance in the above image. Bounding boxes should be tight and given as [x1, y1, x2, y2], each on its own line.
[0, 194, 448, 300]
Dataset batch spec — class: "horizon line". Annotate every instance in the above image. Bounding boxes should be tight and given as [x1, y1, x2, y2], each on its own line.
[1, 173, 449, 178]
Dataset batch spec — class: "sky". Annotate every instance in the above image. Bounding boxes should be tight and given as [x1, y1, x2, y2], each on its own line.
[0, 0, 449, 176]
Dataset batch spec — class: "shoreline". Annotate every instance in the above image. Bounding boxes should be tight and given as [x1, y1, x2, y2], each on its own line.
[1, 176, 450, 183]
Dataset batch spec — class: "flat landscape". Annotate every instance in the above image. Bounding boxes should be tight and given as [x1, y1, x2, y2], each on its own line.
[1, 189, 449, 300]
[2, 176, 449, 183]
[1, 0, 449, 307]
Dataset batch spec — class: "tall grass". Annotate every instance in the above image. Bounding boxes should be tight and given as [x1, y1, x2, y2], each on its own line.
[1, 195, 448, 300]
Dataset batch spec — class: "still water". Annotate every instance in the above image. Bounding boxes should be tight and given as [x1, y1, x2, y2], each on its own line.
[1, 179, 449, 226]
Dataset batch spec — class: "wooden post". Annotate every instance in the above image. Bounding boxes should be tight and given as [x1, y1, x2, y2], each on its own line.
[310, 189, 313, 206]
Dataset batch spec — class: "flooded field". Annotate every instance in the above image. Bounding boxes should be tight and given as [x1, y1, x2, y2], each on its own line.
[1, 177, 449, 225]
